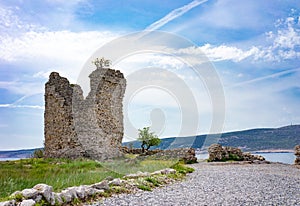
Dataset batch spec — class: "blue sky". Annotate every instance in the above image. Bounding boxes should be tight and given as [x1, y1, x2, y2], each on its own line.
[0, 0, 299, 150]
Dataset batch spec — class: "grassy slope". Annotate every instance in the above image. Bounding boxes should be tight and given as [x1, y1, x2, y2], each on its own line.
[0, 157, 177, 199]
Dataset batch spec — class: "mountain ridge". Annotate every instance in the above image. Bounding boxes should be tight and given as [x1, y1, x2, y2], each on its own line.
[123, 124, 300, 151]
[1, 125, 299, 158]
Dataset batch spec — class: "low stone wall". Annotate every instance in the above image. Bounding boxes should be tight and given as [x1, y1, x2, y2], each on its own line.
[121, 147, 161, 155]
[208, 144, 265, 162]
[121, 147, 197, 164]
[1, 168, 176, 206]
[295, 145, 300, 165]
[147, 148, 197, 164]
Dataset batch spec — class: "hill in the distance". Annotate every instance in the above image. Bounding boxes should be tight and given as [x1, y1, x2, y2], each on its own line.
[0, 148, 38, 159]
[123, 125, 300, 152]
[1, 125, 299, 158]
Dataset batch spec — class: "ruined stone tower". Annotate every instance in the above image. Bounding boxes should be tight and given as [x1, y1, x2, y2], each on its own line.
[44, 67, 126, 160]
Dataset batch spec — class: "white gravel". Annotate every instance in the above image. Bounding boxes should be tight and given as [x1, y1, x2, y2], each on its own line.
[89, 162, 300, 206]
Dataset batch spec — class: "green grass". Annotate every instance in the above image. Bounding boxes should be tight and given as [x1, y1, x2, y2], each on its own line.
[0, 158, 120, 199]
[0, 157, 180, 200]
[137, 184, 152, 191]
[145, 177, 160, 186]
[101, 158, 178, 175]
[171, 161, 195, 174]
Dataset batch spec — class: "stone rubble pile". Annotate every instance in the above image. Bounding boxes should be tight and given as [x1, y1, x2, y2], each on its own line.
[0, 169, 176, 206]
[208, 144, 265, 163]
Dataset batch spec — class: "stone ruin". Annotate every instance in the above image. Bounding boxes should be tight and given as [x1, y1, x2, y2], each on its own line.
[44, 63, 126, 160]
[207, 144, 265, 162]
[295, 145, 300, 166]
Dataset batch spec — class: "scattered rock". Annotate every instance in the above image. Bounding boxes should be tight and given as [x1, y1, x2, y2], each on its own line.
[19, 199, 35, 206]
[10, 191, 21, 199]
[58, 190, 73, 203]
[92, 180, 110, 191]
[124, 171, 150, 179]
[21, 189, 38, 199]
[0, 200, 15, 206]
[109, 178, 122, 186]
[33, 184, 54, 204]
[53, 193, 63, 205]
[160, 168, 176, 175]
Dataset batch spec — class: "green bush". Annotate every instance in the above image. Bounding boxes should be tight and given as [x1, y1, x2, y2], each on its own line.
[171, 161, 195, 174]
[32, 149, 44, 158]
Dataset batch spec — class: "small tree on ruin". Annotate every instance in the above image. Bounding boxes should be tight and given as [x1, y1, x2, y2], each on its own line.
[137, 127, 161, 153]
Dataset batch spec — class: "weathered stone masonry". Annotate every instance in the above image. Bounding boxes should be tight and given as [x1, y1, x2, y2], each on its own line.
[44, 68, 126, 160]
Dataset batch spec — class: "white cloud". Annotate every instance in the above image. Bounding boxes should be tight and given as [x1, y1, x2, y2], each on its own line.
[0, 30, 118, 62]
[0, 5, 44, 35]
[0, 30, 120, 84]
[168, 16, 300, 63]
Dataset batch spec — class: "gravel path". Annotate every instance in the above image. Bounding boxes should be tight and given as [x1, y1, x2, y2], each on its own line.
[89, 162, 300, 206]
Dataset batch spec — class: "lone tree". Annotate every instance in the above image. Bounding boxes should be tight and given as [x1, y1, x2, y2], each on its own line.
[138, 127, 161, 153]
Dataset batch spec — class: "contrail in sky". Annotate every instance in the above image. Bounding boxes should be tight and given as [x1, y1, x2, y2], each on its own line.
[145, 0, 208, 32]
[228, 68, 300, 89]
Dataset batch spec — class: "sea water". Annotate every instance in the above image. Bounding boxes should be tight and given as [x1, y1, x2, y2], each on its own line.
[254, 152, 295, 164]
[0, 158, 22, 161]
[196, 152, 296, 164]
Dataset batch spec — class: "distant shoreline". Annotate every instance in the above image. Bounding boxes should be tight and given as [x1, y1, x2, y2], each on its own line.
[196, 149, 295, 155]
[252, 149, 294, 153]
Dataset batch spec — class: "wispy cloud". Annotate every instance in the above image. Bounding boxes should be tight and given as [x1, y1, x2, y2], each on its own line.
[0, 81, 43, 95]
[0, 104, 44, 109]
[145, 0, 208, 31]
[228, 68, 300, 89]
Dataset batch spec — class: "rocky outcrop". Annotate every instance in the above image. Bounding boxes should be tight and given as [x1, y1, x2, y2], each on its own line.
[44, 68, 126, 160]
[295, 145, 300, 165]
[208, 144, 265, 162]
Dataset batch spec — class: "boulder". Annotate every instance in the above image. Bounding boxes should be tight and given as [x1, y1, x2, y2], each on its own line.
[0, 200, 16, 206]
[58, 190, 73, 203]
[91, 180, 109, 191]
[53, 193, 63, 205]
[109, 178, 122, 186]
[21, 189, 38, 199]
[33, 184, 54, 204]
[19, 199, 35, 206]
